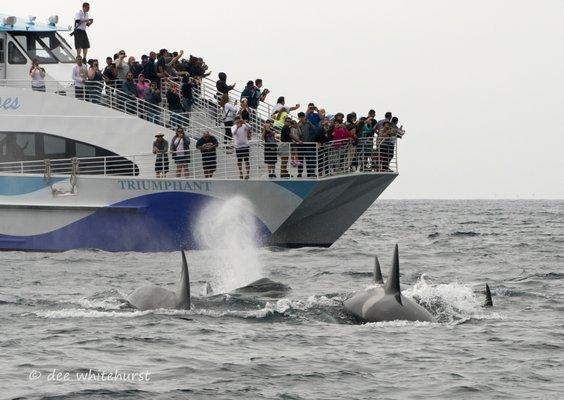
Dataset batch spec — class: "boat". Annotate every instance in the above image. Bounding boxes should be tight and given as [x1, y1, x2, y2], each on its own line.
[0, 14, 398, 252]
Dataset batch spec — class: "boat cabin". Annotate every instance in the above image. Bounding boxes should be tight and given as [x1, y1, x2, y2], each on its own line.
[0, 14, 75, 81]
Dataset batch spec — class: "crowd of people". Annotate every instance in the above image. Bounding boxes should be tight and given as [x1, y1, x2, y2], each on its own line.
[40, 3, 404, 179]
[68, 47, 208, 118]
[151, 108, 404, 179]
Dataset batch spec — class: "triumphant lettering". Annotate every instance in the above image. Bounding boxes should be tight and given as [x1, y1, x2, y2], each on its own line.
[118, 179, 212, 192]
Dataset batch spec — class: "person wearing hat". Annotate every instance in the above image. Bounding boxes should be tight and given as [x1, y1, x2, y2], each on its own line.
[153, 133, 169, 178]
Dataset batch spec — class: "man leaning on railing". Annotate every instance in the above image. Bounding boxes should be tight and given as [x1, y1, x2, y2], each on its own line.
[153, 133, 169, 178]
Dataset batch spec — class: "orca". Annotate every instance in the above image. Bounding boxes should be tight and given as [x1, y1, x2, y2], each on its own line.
[127, 251, 191, 311]
[484, 283, 493, 307]
[230, 277, 290, 298]
[344, 245, 435, 323]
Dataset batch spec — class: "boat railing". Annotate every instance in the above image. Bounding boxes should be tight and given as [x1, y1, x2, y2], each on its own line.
[0, 79, 230, 143]
[161, 76, 286, 141]
[0, 137, 398, 180]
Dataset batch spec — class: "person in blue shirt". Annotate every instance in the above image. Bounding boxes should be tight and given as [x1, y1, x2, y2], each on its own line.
[305, 103, 321, 127]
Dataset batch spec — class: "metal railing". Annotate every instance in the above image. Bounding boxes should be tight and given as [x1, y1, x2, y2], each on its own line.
[0, 138, 397, 180]
[161, 77, 284, 141]
[0, 79, 229, 143]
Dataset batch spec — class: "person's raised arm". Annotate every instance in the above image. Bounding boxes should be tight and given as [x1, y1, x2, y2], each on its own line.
[169, 50, 184, 65]
[289, 104, 300, 112]
[259, 88, 270, 101]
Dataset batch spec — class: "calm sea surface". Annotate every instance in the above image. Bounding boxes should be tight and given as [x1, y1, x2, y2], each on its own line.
[1, 200, 562, 399]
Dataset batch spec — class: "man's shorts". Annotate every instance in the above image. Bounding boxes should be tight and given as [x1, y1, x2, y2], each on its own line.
[235, 146, 250, 161]
[74, 29, 90, 49]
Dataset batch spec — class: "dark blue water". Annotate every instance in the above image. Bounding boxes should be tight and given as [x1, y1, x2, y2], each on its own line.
[1, 200, 562, 399]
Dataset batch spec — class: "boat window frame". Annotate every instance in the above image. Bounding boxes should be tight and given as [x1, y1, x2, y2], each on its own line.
[0, 36, 4, 64]
[8, 41, 27, 65]
[0, 131, 140, 176]
[9, 31, 75, 64]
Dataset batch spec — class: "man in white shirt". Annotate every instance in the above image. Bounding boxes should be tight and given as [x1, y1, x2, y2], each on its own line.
[231, 117, 252, 179]
[73, 2, 94, 59]
[72, 56, 87, 100]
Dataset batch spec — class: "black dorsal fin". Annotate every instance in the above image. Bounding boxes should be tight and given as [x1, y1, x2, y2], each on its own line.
[484, 283, 493, 307]
[385, 244, 402, 304]
[177, 250, 191, 309]
[374, 256, 384, 285]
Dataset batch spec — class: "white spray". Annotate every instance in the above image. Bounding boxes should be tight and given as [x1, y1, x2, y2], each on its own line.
[195, 197, 263, 293]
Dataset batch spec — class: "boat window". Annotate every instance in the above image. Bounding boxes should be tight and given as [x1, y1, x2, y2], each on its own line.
[0, 132, 139, 175]
[44, 135, 66, 155]
[12, 32, 56, 64]
[75, 142, 96, 158]
[42, 33, 75, 63]
[10, 32, 75, 64]
[0, 133, 36, 161]
[0, 38, 4, 63]
[8, 42, 26, 64]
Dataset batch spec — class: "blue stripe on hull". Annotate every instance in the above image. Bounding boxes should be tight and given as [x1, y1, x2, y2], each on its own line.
[0, 192, 271, 252]
[0, 176, 65, 196]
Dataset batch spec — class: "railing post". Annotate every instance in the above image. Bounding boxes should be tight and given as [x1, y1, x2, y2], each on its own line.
[315, 144, 319, 179]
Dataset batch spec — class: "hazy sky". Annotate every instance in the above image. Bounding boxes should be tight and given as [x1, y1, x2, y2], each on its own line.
[7, 0, 564, 198]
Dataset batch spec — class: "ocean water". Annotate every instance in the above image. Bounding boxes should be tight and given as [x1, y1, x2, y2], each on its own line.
[0, 200, 562, 399]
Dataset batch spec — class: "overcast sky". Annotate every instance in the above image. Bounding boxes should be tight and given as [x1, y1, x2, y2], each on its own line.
[7, 0, 564, 198]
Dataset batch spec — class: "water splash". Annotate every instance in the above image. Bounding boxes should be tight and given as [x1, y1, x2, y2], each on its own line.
[195, 197, 263, 293]
[404, 276, 502, 323]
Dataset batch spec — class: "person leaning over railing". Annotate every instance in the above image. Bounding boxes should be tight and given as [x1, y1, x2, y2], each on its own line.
[375, 122, 395, 172]
[262, 119, 278, 178]
[153, 133, 169, 178]
[196, 131, 219, 179]
[29, 59, 46, 92]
